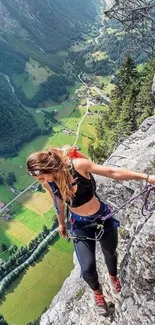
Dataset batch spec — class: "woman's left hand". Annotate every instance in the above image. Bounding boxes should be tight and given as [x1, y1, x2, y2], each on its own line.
[147, 175, 155, 185]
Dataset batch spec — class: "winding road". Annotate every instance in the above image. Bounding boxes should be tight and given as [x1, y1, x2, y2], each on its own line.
[74, 72, 111, 146]
[74, 97, 90, 146]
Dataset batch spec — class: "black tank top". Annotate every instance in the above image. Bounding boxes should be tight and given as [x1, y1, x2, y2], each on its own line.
[69, 163, 96, 207]
[48, 163, 96, 207]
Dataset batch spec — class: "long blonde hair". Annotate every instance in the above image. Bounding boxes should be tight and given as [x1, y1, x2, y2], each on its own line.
[27, 146, 87, 204]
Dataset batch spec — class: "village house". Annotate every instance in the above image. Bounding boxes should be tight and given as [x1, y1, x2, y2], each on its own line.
[0, 203, 12, 220]
[63, 129, 73, 135]
[30, 184, 38, 192]
[86, 111, 93, 116]
[0, 202, 5, 211]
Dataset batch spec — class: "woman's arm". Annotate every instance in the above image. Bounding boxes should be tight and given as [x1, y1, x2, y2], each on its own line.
[42, 182, 66, 228]
[75, 158, 155, 184]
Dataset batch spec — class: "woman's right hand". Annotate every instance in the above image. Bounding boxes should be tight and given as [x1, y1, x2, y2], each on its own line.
[58, 223, 67, 237]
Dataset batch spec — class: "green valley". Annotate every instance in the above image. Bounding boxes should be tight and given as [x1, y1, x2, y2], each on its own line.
[0, 239, 74, 325]
[0, 0, 153, 324]
[0, 1, 104, 323]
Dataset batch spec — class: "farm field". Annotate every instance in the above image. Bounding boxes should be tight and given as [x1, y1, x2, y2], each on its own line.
[92, 50, 109, 61]
[0, 238, 74, 325]
[96, 75, 116, 95]
[0, 197, 56, 261]
[12, 58, 54, 99]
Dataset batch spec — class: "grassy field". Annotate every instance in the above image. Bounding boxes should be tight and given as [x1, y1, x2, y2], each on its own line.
[0, 238, 74, 325]
[96, 75, 112, 84]
[107, 27, 118, 35]
[67, 82, 82, 99]
[103, 83, 115, 95]
[12, 72, 39, 99]
[0, 184, 15, 204]
[0, 163, 57, 258]
[92, 51, 108, 61]
[77, 105, 108, 140]
[26, 58, 53, 84]
[0, 227, 23, 261]
[26, 107, 45, 129]
[13, 205, 55, 233]
[17, 191, 54, 217]
[0, 198, 56, 261]
[96, 75, 116, 95]
[137, 63, 145, 72]
[12, 58, 53, 99]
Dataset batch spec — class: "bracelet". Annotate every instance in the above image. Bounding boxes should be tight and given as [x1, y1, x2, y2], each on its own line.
[146, 174, 149, 183]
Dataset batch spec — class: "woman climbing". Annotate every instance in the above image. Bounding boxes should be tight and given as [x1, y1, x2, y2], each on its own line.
[27, 146, 155, 316]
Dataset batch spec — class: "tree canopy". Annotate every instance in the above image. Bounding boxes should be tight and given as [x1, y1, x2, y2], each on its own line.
[89, 58, 155, 162]
[0, 74, 40, 157]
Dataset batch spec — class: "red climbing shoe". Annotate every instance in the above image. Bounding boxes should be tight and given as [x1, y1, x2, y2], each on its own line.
[110, 277, 121, 293]
[94, 290, 109, 316]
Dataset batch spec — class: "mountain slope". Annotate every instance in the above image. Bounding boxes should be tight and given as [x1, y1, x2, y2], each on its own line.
[0, 0, 100, 156]
[0, 0, 98, 53]
[0, 74, 40, 156]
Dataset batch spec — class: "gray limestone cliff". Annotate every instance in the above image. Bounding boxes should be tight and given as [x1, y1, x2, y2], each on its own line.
[40, 117, 155, 325]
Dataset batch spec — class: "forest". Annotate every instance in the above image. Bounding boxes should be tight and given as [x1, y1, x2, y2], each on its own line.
[0, 74, 40, 157]
[89, 57, 155, 162]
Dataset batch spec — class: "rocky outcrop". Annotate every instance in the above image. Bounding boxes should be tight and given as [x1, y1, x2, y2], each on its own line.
[105, 0, 116, 8]
[40, 118, 155, 325]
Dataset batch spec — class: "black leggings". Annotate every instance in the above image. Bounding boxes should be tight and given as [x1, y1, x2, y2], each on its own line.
[72, 224, 118, 291]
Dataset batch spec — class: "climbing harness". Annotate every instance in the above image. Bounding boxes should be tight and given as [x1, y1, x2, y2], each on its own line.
[51, 180, 155, 242]
[67, 224, 105, 242]
[67, 184, 155, 242]
[67, 201, 120, 242]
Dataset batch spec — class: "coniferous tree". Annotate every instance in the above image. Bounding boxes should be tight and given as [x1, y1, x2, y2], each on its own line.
[89, 57, 155, 162]
[0, 175, 3, 185]
[116, 56, 138, 92]
[0, 314, 9, 325]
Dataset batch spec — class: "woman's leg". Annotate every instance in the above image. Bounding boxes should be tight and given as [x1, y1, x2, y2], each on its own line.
[72, 225, 99, 290]
[72, 223, 109, 315]
[99, 228, 118, 277]
[99, 228, 121, 292]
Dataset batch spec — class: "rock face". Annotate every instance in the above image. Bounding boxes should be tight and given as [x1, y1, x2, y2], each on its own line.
[105, 0, 116, 8]
[40, 118, 155, 325]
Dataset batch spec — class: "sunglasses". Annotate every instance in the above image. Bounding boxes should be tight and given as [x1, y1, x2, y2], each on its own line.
[27, 170, 42, 176]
